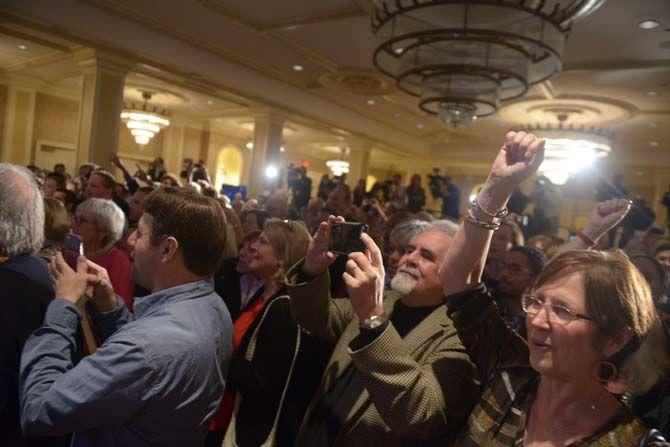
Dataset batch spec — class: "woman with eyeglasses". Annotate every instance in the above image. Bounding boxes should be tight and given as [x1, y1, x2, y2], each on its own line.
[439, 131, 669, 446]
[212, 219, 330, 447]
[73, 198, 134, 309]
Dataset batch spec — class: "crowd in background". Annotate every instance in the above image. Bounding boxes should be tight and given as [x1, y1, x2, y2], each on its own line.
[3, 132, 670, 447]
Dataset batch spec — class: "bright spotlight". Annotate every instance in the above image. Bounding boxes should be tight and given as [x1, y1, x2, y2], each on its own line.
[265, 165, 278, 179]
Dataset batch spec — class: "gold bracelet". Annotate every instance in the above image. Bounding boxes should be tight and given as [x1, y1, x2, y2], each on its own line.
[472, 197, 508, 219]
[463, 208, 501, 230]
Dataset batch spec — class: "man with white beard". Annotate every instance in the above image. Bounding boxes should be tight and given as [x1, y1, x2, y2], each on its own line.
[285, 217, 480, 447]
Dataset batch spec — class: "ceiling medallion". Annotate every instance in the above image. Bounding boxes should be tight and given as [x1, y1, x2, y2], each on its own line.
[121, 91, 170, 146]
[366, 0, 606, 126]
[318, 69, 397, 95]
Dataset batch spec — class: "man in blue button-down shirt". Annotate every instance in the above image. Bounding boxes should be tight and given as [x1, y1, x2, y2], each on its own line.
[20, 188, 233, 446]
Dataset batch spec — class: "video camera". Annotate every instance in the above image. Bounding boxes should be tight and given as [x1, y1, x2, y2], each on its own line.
[427, 167, 445, 199]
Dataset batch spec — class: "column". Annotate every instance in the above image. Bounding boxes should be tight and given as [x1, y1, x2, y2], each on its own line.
[247, 111, 284, 198]
[161, 120, 185, 176]
[345, 138, 372, 188]
[653, 168, 670, 229]
[74, 49, 134, 170]
[1, 82, 37, 165]
[199, 121, 213, 171]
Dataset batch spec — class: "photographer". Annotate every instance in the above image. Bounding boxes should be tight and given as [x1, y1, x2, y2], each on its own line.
[439, 176, 460, 220]
[286, 216, 479, 446]
[289, 165, 312, 212]
[406, 174, 426, 213]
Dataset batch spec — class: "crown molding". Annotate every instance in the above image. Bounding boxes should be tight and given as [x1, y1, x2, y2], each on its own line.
[0, 7, 431, 157]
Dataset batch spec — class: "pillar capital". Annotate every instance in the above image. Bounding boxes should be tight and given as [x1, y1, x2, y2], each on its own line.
[249, 106, 288, 125]
[346, 136, 373, 153]
[73, 48, 137, 76]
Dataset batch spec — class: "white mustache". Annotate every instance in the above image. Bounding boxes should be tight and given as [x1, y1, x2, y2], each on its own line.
[397, 266, 421, 280]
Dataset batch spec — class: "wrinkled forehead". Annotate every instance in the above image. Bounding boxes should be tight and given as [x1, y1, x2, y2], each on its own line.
[409, 229, 451, 257]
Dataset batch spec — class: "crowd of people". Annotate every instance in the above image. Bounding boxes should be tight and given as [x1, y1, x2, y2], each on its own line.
[2, 131, 670, 447]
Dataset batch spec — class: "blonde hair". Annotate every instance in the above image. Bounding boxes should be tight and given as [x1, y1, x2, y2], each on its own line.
[43, 197, 71, 244]
[263, 218, 310, 282]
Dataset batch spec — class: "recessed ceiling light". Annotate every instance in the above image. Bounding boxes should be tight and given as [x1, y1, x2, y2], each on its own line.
[207, 100, 213, 105]
[650, 141, 660, 147]
[367, 99, 376, 105]
[646, 91, 659, 97]
[292, 65, 304, 72]
[638, 20, 660, 30]
[246, 141, 254, 150]
[472, 116, 479, 122]
[280, 146, 286, 152]
[416, 123, 424, 129]
[17, 44, 28, 51]
[393, 47, 404, 55]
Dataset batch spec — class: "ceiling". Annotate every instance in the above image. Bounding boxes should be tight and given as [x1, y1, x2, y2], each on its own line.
[0, 0, 668, 171]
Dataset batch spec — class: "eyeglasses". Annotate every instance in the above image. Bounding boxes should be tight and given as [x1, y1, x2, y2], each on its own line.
[75, 216, 92, 225]
[521, 294, 595, 324]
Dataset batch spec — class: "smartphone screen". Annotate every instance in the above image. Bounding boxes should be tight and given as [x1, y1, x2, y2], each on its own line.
[329, 222, 367, 255]
[62, 233, 83, 269]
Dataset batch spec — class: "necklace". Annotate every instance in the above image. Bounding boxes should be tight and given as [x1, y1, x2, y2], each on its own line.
[525, 389, 611, 444]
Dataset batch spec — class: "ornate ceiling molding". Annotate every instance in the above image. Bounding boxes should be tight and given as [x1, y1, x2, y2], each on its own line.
[500, 95, 638, 126]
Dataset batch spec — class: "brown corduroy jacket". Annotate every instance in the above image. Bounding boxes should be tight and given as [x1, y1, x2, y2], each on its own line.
[285, 260, 481, 447]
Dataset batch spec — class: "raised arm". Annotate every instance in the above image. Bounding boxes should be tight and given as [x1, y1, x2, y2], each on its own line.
[440, 131, 545, 296]
[110, 153, 140, 194]
[555, 198, 631, 254]
[286, 215, 357, 342]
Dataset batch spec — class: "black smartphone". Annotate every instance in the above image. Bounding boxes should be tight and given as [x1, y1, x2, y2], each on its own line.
[62, 233, 83, 269]
[329, 222, 368, 255]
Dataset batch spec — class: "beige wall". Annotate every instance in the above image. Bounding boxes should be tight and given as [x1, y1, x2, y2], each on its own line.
[0, 84, 6, 146]
[33, 93, 78, 145]
[183, 126, 203, 163]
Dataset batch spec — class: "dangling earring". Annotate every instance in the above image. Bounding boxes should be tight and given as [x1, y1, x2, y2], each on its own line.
[596, 360, 618, 383]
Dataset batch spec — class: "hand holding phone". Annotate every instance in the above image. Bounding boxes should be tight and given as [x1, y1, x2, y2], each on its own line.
[329, 221, 368, 255]
[62, 233, 83, 270]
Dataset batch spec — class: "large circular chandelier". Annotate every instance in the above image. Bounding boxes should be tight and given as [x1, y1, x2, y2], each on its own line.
[365, 0, 606, 126]
[521, 124, 613, 185]
[120, 91, 170, 146]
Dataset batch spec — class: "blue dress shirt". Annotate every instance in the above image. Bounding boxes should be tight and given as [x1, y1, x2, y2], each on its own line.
[20, 279, 232, 446]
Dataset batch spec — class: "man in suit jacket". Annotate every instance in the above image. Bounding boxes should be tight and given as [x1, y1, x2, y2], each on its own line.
[0, 163, 71, 447]
[286, 217, 480, 446]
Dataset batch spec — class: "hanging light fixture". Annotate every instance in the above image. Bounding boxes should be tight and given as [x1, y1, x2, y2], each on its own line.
[121, 91, 170, 146]
[521, 122, 613, 185]
[326, 146, 351, 177]
[326, 159, 350, 177]
[365, 0, 606, 126]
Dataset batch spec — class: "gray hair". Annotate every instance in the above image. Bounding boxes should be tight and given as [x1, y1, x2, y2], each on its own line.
[427, 219, 460, 238]
[0, 163, 45, 256]
[389, 219, 431, 247]
[76, 198, 126, 250]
